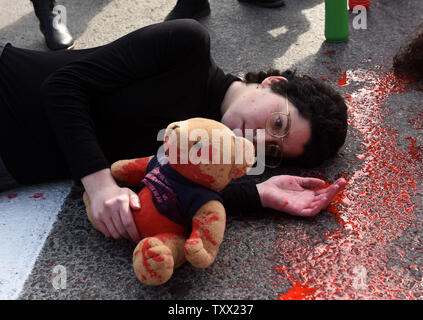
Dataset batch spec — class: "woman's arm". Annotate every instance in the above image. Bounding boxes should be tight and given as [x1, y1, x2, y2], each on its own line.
[219, 182, 262, 214]
[81, 168, 141, 242]
[40, 19, 210, 241]
[256, 175, 346, 217]
[221, 176, 346, 217]
[41, 19, 210, 181]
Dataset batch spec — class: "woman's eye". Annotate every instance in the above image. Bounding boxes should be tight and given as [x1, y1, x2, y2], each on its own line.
[268, 143, 280, 157]
[274, 117, 283, 129]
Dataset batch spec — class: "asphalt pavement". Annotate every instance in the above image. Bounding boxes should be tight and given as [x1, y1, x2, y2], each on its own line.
[0, 0, 422, 300]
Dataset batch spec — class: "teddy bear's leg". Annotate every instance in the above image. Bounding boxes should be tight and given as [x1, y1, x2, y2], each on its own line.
[111, 156, 153, 186]
[184, 200, 226, 269]
[133, 233, 186, 286]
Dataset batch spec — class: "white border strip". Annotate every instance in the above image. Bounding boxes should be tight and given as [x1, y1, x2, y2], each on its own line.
[0, 181, 72, 300]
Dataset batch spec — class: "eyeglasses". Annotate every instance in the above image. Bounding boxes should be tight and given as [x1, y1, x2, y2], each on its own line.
[263, 95, 291, 168]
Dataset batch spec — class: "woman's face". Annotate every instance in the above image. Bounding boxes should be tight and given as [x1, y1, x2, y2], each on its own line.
[221, 76, 311, 158]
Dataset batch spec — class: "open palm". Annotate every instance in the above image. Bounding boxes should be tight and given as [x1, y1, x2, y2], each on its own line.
[256, 175, 347, 217]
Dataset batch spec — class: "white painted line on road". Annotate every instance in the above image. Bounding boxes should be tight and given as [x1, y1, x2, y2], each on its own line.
[0, 181, 72, 300]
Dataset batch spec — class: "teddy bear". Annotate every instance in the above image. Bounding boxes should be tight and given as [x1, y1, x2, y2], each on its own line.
[83, 118, 255, 285]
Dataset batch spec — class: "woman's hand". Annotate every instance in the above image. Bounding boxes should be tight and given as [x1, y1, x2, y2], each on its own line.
[81, 169, 142, 242]
[256, 175, 347, 217]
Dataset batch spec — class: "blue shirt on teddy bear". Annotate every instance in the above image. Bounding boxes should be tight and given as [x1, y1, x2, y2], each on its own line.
[140, 153, 223, 229]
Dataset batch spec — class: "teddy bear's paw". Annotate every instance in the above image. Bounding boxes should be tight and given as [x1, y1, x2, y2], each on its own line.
[184, 237, 216, 269]
[133, 237, 174, 286]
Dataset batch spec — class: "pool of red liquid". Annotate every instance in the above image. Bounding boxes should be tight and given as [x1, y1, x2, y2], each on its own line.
[275, 68, 422, 299]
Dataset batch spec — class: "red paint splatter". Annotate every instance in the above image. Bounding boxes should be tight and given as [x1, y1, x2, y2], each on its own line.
[188, 211, 219, 247]
[408, 111, 423, 130]
[30, 193, 44, 199]
[323, 50, 336, 57]
[140, 239, 161, 281]
[152, 255, 164, 263]
[337, 71, 349, 87]
[185, 238, 199, 248]
[329, 67, 342, 74]
[279, 281, 317, 300]
[349, 0, 370, 10]
[273, 69, 423, 299]
[405, 137, 422, 162]
[119, 156, 152, 185]
[169, 147, 217, 189]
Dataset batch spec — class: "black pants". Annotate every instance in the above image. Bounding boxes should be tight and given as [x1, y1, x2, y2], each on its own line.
[0, 40, 18, 192]
[0, 156, 19, 192]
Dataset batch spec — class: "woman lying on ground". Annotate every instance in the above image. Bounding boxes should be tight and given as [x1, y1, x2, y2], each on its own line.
[0, 19, 347, 243]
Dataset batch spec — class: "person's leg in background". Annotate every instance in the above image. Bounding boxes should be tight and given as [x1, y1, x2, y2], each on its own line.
[237, 0, 286, 9]
[165, 0, 211, 21]
[164, 0, 285, 21]
[30, 0, 74, 50]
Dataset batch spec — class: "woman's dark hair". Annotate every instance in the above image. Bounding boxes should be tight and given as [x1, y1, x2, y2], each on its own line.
[244, 69, 348, 168]
[393, 22, 423, 80]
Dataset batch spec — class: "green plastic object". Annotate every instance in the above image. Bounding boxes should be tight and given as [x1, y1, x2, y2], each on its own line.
[325, 0, 349, 42]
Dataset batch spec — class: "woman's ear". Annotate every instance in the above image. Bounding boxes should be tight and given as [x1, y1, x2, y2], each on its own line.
[260, 76, 288, 88]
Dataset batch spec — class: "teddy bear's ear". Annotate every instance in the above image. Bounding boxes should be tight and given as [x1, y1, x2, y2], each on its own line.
[231, 136, 255, 179]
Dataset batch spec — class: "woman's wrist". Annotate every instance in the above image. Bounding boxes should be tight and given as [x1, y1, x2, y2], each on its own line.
[256, 182, 267, 208]
[81, 168, 117, 197]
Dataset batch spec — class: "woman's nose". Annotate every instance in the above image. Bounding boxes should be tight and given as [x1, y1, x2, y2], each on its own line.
[254, 129, 273, 142]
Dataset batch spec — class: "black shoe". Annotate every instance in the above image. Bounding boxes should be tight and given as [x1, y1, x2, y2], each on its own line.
[238, 0, 285, 8]
[31, 0, 74, 50]
[164, 0, 211, 21]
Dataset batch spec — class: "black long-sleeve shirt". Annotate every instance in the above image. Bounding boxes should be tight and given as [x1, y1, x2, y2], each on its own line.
[0, 19, 261, 214]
